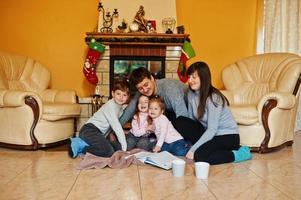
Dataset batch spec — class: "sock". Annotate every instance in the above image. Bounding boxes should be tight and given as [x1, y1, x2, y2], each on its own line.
[83, 38, 105, 85]
[67, 137, 89, 158]
[232, 146, 252, 163]
[177, 40, 196, 83]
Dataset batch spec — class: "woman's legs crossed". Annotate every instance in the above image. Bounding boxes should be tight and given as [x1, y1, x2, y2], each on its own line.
[194, 134, 240, 165]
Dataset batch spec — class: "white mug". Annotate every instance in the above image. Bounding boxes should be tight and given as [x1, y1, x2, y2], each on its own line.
[172, 159, 186, 177]
[195, 162, 210, 179]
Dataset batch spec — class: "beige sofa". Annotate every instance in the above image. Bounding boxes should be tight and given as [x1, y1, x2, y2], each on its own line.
[0, 51, 81, 150]
[221, 53, 301, 153]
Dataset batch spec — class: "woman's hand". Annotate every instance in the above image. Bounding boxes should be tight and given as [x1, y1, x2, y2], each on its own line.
[186, 151, 194, 160]
[153, 146, 161, 153]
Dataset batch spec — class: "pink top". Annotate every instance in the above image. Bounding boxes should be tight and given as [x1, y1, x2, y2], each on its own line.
[152, 114, 183, 147]
[130, 112, 149, 137]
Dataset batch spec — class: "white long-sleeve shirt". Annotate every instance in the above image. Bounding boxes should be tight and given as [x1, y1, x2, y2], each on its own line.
[86, 99, 127, 151]
[152, 114, 183, 147]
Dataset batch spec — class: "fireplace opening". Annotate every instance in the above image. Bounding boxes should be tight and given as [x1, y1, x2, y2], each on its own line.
[109, 56, 165, 95]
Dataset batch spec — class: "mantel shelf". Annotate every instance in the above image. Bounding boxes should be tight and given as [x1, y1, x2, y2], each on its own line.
[85, 32, 189, 46]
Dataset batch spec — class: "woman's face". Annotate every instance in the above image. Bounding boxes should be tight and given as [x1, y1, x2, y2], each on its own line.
[138, 95, 149, 113]
[148, 101, 163, 119]
[188, 71, 201, 91]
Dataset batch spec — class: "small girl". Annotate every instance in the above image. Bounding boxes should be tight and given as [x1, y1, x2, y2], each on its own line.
[126, 95, 157, 151]
[148, 96, 190, 156]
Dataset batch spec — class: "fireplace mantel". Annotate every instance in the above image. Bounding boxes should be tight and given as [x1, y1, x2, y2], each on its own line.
[85, 32, 189, 46]
[84, 32, 185, 99]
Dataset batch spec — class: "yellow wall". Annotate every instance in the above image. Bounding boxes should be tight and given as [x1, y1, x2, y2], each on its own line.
[0, 0, 258, 97]
[176, 0, 258, 88]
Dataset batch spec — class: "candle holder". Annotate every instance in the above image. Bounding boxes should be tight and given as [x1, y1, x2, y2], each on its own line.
[98, 2, 119, 33]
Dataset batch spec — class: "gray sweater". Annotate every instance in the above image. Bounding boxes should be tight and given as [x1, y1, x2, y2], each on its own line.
[188, 91, 238, 153]
[120, 78, 188, 125]
[86, 99, 127, 151]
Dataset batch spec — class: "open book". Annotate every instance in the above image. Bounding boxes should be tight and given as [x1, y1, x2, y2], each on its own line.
[131, 151, 181, 170]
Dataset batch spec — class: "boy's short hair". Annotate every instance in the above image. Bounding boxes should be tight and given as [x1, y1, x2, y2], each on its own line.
[129, 67, 152, 87]
[112, 78, 130, 95]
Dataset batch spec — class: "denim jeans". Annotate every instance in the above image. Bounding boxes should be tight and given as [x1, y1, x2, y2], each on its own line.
[161, 139, 190, 156]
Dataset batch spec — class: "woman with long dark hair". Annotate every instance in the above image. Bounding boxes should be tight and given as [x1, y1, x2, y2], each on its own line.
[175, 61, 252, 165]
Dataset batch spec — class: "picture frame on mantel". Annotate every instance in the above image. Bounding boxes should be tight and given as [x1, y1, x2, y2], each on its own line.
[147, 20, 156, 33]
[98, 0, 177, 34]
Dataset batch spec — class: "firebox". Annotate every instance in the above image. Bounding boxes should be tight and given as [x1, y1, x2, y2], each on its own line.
[110, 55, 165, 94]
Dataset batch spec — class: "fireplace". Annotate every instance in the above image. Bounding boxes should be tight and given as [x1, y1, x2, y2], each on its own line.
[85, 32, 189, 97]
[110, 55, 165, 93]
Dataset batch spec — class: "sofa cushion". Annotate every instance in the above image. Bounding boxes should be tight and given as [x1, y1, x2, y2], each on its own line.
[42, 102, 81, 121]
[230, 105, 258, 125]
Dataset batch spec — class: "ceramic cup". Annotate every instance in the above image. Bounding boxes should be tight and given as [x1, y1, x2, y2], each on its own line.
[195, 162, 210, 179]
[172, 159, 186, 177]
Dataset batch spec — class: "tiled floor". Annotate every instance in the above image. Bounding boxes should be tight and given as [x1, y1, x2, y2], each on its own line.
[1, 133, 301, 200]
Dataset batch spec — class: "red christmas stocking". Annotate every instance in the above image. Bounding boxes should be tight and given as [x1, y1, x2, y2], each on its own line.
[83, 39, 105, 85]
[177, 40, 196, 83]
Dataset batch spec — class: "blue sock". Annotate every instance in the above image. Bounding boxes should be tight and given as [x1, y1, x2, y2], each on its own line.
[232, 146, 252, 163]
[68, 137, 89, 158]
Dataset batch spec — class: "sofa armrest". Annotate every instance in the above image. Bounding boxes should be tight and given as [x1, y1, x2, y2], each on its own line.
[220, 90, 235, 105]
[257, 91, 296, 124]
[41, 89, 77, 103]
[0, 89, 42, 107]
[0, 89, 43, 121]
[257, 92, 296, 111]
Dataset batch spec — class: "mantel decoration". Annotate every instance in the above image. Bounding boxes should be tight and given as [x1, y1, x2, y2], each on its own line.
[131, 6, 148, 33]
[162, 18, 176, 34]
[83, 38, 105, 85]
[98, 2, 119, 33]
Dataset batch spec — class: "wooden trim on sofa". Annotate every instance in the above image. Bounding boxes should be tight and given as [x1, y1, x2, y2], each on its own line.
[37, 139, 69, 149]
[293, 73, 301, 95]
[25, 96, 40, 150]
[260, 99, 277, 153]
[251, 141, 293, 153]
[0, 96, 40, 150]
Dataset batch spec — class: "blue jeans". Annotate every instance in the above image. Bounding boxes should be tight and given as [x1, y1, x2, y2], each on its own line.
[161, 139, 190, 156]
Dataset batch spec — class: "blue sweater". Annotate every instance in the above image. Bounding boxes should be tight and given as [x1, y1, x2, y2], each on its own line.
[188, 91, 239, 153]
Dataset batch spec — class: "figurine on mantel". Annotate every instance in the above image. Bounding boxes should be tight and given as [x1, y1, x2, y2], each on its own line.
[131, 6, 148, 33]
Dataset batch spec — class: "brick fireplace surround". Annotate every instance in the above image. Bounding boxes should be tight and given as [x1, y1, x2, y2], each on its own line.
[77, 32, 189, 131]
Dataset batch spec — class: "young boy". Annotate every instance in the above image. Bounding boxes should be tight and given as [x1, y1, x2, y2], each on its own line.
[68, 79, 130, 158]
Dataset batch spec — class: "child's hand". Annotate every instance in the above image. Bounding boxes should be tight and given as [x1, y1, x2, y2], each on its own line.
[185, 151, 194, 160]
[147, 124, 155, 131]
[153, 146, 161, 153]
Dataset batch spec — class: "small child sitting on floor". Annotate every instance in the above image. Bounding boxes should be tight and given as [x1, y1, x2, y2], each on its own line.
[68, 78, 130, 158]
[148, 96, 190, 156]
[126, 95, 156, 151]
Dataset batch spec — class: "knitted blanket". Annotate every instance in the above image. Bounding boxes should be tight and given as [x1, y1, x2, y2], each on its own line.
[77, 148, 143, 170]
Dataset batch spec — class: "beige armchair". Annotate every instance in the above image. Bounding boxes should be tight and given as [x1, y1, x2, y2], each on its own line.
[0, 51, 81, 150]
[221, 53, 301, 153]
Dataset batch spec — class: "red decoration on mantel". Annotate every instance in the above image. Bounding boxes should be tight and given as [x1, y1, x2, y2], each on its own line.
[83, 39, 105, 85]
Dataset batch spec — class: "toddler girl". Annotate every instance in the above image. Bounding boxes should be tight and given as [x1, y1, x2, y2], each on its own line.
[127, 95, 156, 151]
[148, 96, 190, 156]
